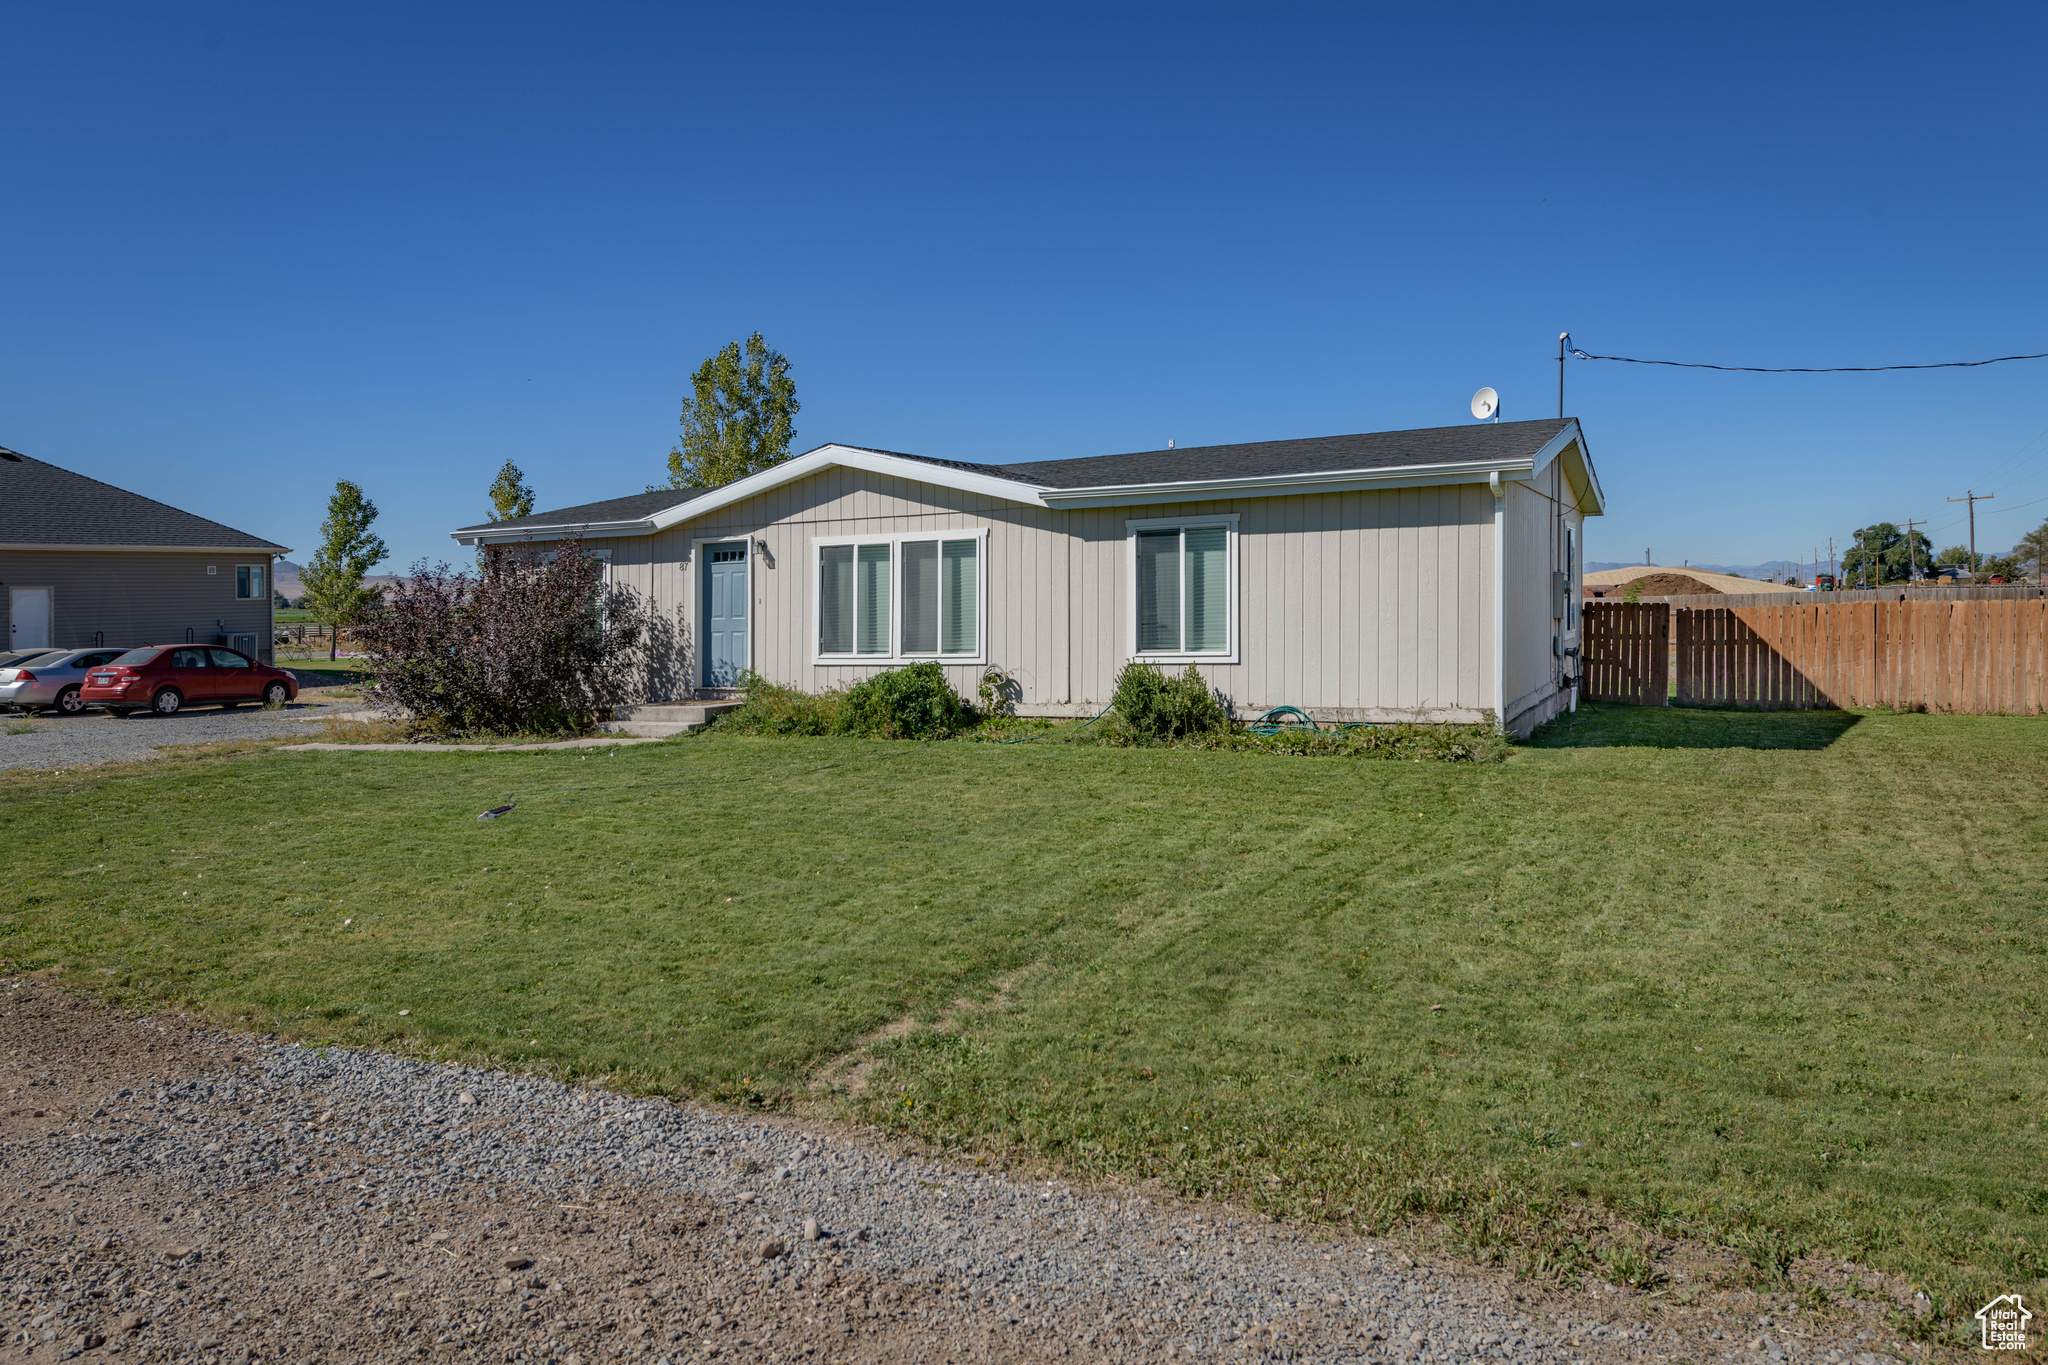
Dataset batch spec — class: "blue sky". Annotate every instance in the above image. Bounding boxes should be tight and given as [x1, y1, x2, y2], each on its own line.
[4, 2, 2047, 574]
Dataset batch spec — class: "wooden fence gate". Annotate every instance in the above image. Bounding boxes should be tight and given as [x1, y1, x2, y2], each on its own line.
[1580, 602, 1669, 706]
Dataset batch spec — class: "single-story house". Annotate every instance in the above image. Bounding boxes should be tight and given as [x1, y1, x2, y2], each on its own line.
[0, 445, 288, 662]
[452, 418, 1603, 736]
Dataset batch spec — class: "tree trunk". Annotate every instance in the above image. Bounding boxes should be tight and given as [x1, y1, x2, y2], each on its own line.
[329, 629, 338, 662]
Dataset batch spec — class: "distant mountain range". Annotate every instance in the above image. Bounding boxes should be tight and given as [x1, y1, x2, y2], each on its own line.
[272, 560, 405, 602]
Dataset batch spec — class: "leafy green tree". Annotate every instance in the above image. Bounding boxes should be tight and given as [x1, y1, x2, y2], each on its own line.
[488, 460, 536, 521]
[1933, 543, 2028, 581]
[665, 332, 799, 489]
[2017, 518, 2048, 582]
[1841, 523, 1932, 586]
[301, 481, 389, 661]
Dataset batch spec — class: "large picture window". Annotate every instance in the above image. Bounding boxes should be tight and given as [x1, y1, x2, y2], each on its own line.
[815, 532, 984, 662]
[1126, 517, 1237, 661]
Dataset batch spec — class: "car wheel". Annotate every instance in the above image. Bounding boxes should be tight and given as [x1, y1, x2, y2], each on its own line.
[50, 686, 86, 715]
[264, 681, 290, 705]
[151, 688, 184, 716]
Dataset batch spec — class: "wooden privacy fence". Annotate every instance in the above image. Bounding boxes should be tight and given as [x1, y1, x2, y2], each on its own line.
[1580, 602, 1669, 706]
[1583, 599, 2048, 714]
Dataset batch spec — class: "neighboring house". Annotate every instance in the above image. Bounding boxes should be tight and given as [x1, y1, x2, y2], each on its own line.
[0, 446, 288, 663]
[451, 418, 1603, 736]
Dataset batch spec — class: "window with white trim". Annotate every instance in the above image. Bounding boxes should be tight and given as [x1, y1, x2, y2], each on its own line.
[1126, 516, 1237, 661]
[815, 532, 984, 661]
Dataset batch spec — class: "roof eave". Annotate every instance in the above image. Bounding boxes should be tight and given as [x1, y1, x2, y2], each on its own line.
[452, 518, 658, 547]
[1528, 420, 1604, 516]
[0, 541, 291, 554]
[1037, 455, 1545, 509]
[639, 445, 1051, 529]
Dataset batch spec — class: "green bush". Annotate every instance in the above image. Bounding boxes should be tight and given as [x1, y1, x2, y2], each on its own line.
[842, 662, 971, 739]
[720, 664, 969, 740]
[718, 672, 843, 735]
[1111, 662, 1229, 741]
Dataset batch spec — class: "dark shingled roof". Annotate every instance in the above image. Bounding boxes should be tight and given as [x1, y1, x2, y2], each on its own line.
[454, 487, 712, 534]
[465, 419, 1578, 529]
[995, 418, 1574, 488]
[0, 446, 288, 551]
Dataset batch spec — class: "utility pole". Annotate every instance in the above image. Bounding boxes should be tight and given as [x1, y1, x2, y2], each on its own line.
[1947, 490, 1995, 579]
[1898, 517, 1925, 584]
[1827, 537, 1836, 586]
[1645, 547, 1652, 567]
[1559, 333, 1568, 420]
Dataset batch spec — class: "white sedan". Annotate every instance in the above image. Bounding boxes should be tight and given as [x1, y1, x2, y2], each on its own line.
[0, 648, 132, 715]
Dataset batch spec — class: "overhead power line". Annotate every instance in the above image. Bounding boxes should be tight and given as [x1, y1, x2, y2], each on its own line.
[1567, 343, 2048, 373]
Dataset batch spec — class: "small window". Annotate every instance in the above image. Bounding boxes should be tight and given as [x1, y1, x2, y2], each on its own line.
[168, 648, 210, 669]
[236, 565, 265, 600]
[209, 648, 249, 668]
[815, 533, 985, 661]
[1128, 519, 1235, 660]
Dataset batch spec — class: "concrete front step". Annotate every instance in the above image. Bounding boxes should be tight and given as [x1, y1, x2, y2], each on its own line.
[596, 700, 742, 738]
[597, 719, 702, 737]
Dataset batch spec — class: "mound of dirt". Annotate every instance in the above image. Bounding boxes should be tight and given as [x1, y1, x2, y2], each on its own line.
[1593, 572, 1721, 598]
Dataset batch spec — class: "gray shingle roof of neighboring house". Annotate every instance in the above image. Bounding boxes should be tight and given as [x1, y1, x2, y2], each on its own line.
[0, 446, 289, 551]
[471, 419, 1579, 528]
[453, 488, 713, 535]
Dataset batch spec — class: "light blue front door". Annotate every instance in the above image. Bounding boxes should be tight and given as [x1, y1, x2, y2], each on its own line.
[703, 544, 749, 686]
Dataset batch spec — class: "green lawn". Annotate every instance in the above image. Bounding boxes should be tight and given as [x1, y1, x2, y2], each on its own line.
[278, 660, 366, 687]
[2, 707, 2043, 1329]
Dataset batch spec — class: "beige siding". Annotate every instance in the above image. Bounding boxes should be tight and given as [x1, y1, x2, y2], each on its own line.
[595, 469, 1503, 722]
[1500, 453, 1586, 735]
[1, 550, 277, 662]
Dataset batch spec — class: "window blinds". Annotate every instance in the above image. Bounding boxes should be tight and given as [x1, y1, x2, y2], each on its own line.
[1183, 526, 1227, 653]
[1135, 530, 1181, 652]
[940, 539, 977, 654]
[901, 541, 939, 654]
[855, 543, 891, 654]
[818, 545, 855, 654]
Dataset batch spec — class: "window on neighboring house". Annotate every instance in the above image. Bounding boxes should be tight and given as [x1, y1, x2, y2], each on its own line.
[1128, 518, 1236, 660]
[816, 533, 984, 660]
[236, 564, 266, 600]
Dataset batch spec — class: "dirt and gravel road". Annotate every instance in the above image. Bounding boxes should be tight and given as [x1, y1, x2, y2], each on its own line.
[0, 980, 1932, 1365]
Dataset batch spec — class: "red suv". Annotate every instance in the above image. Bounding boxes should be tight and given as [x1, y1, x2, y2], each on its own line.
[81, 646, 300, 717]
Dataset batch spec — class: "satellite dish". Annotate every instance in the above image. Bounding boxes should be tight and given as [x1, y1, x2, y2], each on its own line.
[1470, 387, 1499, 422]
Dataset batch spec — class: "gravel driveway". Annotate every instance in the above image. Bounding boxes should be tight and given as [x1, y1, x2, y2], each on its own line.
[0, 681, 358, 772]
[0, 982, 1914, 1365]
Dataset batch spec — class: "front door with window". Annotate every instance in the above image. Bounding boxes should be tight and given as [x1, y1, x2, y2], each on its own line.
[703, 544, 749, 687]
